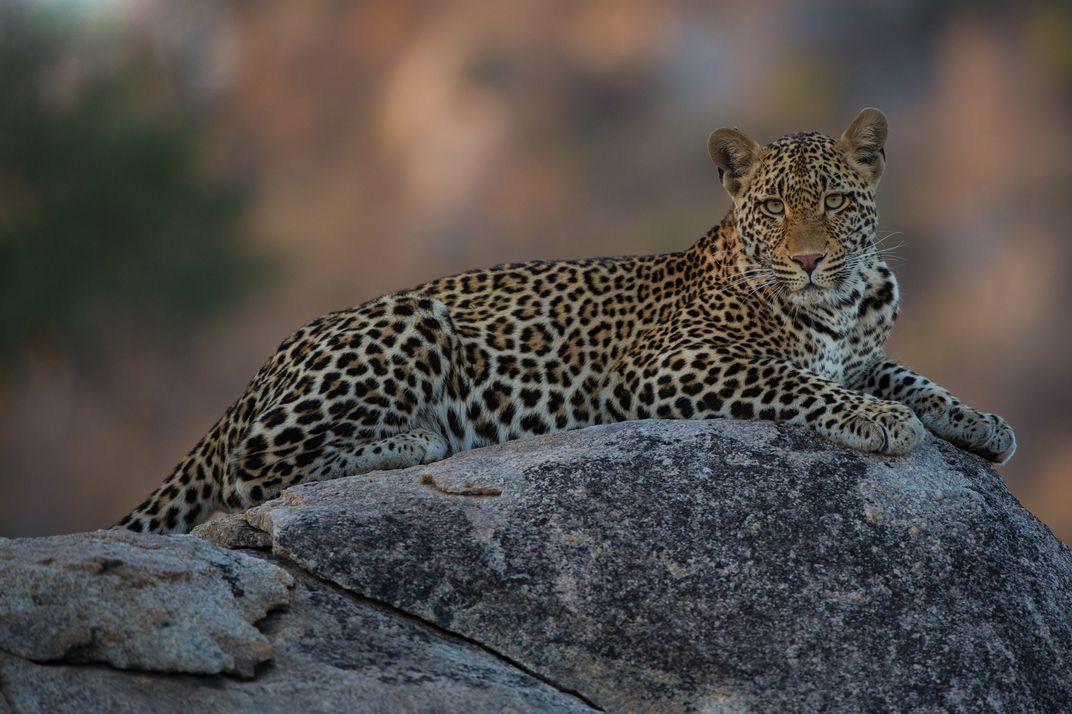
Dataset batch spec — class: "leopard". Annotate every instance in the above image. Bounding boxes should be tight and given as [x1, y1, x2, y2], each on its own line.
[115, 108, 1016, 535]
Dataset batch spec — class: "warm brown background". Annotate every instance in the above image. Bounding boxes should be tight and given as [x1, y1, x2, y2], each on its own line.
[1, 1, 1069, 541]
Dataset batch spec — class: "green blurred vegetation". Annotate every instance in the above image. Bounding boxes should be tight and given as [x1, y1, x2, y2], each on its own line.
[0, 6, 266, 370]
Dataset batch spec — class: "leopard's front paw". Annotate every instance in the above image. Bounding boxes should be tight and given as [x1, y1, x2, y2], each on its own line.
[833, 401, 926, 456]
[940, 406, 1017, 464]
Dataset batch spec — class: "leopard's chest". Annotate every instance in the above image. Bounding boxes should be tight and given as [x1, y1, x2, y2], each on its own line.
[783, 327, 850, 385]
[776, 269, 898, 387]
[778, 306, 890, 387]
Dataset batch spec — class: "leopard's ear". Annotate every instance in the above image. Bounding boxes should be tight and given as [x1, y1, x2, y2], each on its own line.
[708, 128, 763, 198]
[839, 108, 888, 185]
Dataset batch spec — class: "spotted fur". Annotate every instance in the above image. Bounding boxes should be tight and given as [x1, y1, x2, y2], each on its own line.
[116, 109, 1015, 534]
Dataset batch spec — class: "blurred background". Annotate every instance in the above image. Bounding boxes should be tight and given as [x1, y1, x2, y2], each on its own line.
[1, 0, 1069, 541]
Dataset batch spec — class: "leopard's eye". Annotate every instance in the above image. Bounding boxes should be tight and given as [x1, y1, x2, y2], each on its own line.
[824, 193, 846, 211]
[761, 198, 784, 216]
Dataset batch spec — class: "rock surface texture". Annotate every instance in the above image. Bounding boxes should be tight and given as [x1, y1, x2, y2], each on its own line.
[0, 531, 291, 677]
[2, 420, 1070, 713]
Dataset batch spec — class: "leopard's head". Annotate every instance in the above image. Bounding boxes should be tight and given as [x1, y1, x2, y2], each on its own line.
[708, 108, 888, 307]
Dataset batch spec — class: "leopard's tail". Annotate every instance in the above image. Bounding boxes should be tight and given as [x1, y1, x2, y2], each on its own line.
[113, 413, 231, 535]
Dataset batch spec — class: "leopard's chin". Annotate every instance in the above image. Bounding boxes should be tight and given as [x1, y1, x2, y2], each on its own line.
[780, 280, 853, 308]
[784, 282, 843, 308]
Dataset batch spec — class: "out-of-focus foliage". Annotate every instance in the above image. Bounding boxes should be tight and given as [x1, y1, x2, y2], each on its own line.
[0, 5, 262, 368]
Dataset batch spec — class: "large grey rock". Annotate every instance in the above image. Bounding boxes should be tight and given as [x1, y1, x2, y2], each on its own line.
[3, 420, 1069, 712]
[0, 531, 291, 677]
[245, 420, 1072, 713]
[0, 560, 597, 714]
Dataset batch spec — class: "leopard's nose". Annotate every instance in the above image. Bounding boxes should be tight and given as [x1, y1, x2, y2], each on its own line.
[792, 252, 824, 275]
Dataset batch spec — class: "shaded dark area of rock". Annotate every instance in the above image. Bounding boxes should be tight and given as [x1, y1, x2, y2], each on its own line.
[0, 558, 595, 714]
[247, 420, 1072, 713]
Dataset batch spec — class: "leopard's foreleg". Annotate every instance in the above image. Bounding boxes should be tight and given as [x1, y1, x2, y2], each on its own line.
[851, 359, 1016, 463]
[607, 351, 925, 456]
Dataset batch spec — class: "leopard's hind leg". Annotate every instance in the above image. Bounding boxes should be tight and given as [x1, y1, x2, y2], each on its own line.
[224, 428, 450, 510]
[220, 295, 466, 510]
[116, 293, 467, 533]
